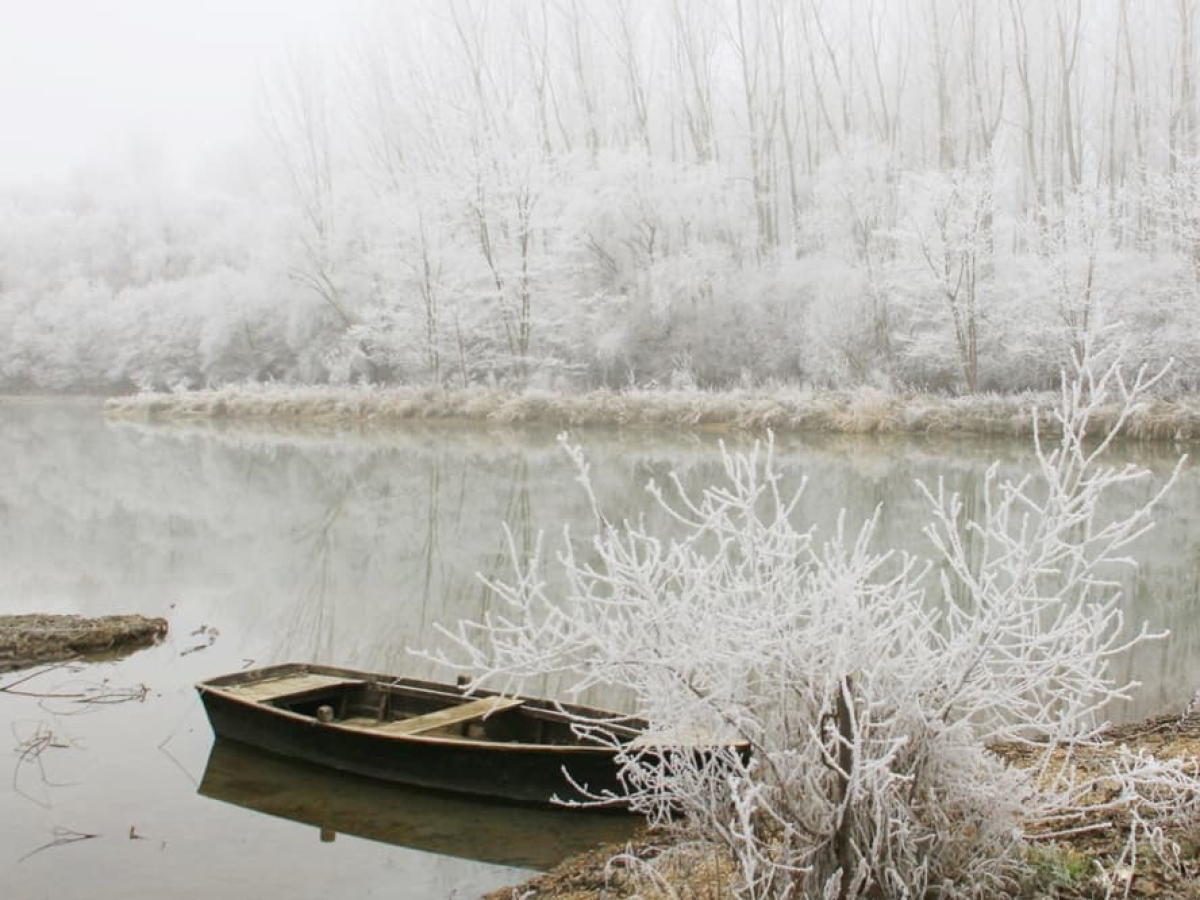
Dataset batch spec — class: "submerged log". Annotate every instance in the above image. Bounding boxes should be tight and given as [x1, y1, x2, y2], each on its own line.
[0, 614, 168, 673]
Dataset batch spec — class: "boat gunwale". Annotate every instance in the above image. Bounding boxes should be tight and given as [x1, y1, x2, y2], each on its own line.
[197, 662, 669, 755]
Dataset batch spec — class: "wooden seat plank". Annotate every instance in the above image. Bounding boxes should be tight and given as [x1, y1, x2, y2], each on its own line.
[369, 696, 523, 736]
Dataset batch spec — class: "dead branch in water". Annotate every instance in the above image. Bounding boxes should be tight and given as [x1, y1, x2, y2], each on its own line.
[11, 720, 79, 808]
[0, 660, 81, 694]
[1, 662, 149, 706]
[19, 827, 99, 862]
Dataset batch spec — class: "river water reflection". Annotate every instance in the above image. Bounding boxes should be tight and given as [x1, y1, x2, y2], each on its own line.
[1, 399, 1198, 898]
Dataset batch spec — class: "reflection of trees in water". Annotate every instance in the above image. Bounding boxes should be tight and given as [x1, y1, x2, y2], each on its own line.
[371, 455, 537, 679]
[417, 461, 441, 633]
[477, 458, 532, 617]
[5, 402, 1200, 718]
[280, 472, 354, 663]
[376, 458, 459, 675]
[930, 469, 985, 612]
[1107, 563, 1200, 720]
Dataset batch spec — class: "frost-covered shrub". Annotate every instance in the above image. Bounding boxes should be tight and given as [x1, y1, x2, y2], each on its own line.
[437, 345, 1194, 898]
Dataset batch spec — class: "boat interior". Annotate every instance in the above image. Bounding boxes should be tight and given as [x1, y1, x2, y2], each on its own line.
[216, 669, 640, 747]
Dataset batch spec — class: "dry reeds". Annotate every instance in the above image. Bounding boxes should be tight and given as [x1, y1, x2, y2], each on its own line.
[0, 614, 168, 672]
[103, 385, 1200, 444]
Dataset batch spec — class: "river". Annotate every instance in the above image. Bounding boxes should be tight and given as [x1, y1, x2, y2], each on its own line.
[1, 398, 1197, 899]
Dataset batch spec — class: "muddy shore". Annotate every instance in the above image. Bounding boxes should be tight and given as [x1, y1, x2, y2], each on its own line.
[490, 711, 1200, 900]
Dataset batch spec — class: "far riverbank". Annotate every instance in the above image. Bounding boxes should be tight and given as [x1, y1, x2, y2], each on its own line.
[104, 384, 1200, 443]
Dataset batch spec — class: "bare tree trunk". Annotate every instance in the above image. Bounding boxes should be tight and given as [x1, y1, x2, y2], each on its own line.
[669, 0, 719, 163]
[1119, 0, 1149, 247]
[966, 0, 1005, 163]
[448, 0, 495, 135]
[516, 2, 555, 156]
[769, 0, 802, 253]
[563, 0, 601, 162]
[732, 0, 777, 255]
[614, 0, 653, 156]
[863, 0, 896, 149]
[1008, 0, 1045, 217]
[1181, 0, 1198, 160]
[416, 208, 441, 384]
[926, 0, 956, 169]
[1103, 8, 1123, 238]
[801, 0, 849, 153]
[516, 185, 533, 360]
[469, 167, 516, 360]
[262, 52, 356, 330]
[1055, 0, 1084, 193]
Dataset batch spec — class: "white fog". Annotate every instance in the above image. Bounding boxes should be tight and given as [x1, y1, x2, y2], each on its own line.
[6, 3, 1200, 899]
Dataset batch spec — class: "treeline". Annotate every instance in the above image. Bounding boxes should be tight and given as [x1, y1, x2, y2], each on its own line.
[4, 0, 1200, 394]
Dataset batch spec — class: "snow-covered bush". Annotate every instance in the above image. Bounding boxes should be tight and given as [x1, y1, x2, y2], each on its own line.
[436, 343, 1193, 898]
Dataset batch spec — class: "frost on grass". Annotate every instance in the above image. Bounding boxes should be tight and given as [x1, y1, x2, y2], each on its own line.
[434, 344, 1197, 899]
[102, 381, 1200, 442]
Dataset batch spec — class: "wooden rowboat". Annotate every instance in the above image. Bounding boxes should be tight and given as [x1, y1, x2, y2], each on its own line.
[197, 662, 741, 807]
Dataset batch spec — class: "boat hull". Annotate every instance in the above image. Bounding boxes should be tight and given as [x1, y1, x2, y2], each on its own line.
[197, 665, 635, 807]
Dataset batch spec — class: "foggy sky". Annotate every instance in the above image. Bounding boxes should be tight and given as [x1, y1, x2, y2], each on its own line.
[0, 0, 366, 187]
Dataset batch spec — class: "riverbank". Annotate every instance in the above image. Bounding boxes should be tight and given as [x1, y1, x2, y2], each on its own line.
[104, 384, 1200, 442]
[0, 614, 168, 672]
[490, 710, 1200, 899]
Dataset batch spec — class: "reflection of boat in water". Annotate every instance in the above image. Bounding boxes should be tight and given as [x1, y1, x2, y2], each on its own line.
[198, 738, 637, 871]
[197, 663, 747, 806]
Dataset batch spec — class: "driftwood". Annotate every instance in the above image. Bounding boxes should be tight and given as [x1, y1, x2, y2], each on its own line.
[0, 614, 168, 673]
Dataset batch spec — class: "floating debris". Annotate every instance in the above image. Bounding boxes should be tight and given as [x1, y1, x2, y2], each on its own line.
[180, 624, 218, 657]
[0, 615, 168, 673]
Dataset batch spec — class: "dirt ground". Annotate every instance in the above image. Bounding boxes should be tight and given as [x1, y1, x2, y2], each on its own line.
[488, 712, 1200, 900]
[0, 614, 168, 673]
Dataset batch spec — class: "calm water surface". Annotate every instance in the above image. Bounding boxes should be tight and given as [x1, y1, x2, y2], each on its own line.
[1, 399, 1198, 899]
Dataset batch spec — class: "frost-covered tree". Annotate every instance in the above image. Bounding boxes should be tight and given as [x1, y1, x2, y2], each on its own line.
[436, 344, 1198, 898]
[12, 0, 1200, 393]
[898, 164, 995, 392]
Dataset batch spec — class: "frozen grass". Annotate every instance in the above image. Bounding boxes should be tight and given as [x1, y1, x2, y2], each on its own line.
[103, 383, 1200, 442]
